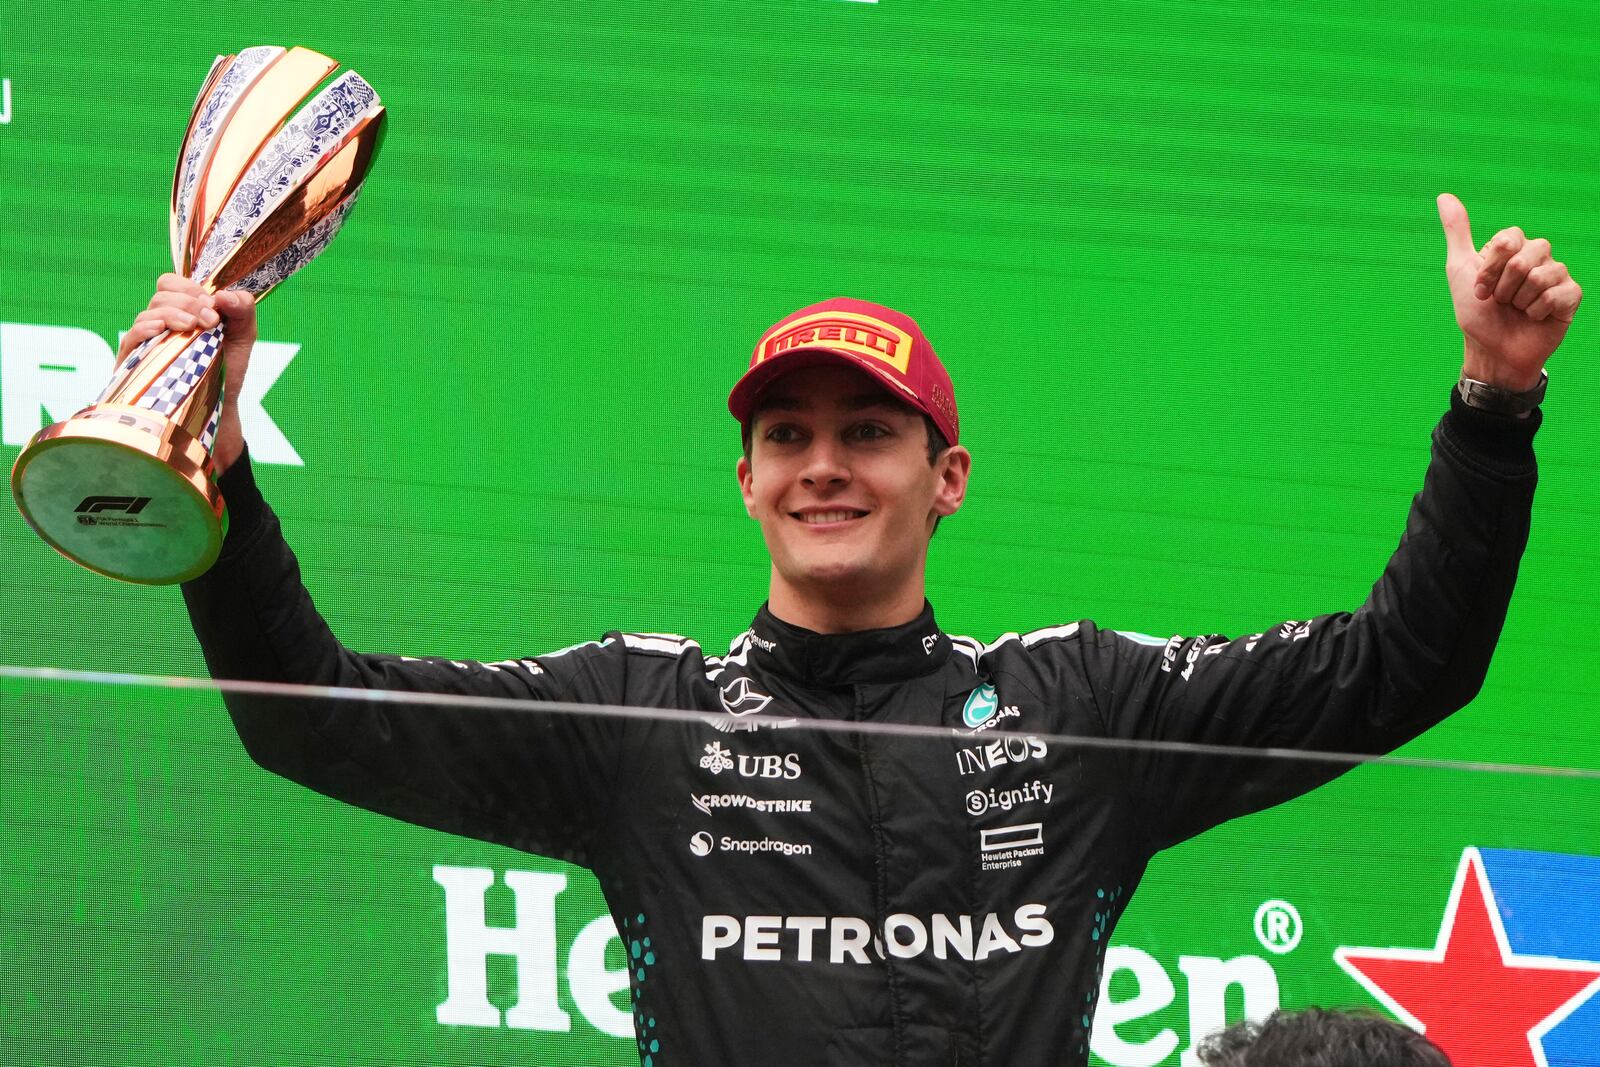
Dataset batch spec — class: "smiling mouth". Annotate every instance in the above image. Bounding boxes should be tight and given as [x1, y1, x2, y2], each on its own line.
[793, 509, 869, 525]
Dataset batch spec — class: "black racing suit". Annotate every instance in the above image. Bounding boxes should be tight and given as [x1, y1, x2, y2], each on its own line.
[183, 394, 1538, 1066]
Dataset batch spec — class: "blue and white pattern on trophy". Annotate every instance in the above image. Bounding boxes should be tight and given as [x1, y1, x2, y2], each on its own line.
[199, 402, 222, 453]
[191, 68, 381, 283]
[235, 190, 364, 297]
[172, 46, 279, 268]
[136, 328, 225, 417]
[97, 337, 154, 405]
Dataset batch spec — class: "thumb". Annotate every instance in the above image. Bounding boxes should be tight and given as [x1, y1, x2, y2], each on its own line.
[1436, 193, 1476, 262]
[214, 289, 258, 342]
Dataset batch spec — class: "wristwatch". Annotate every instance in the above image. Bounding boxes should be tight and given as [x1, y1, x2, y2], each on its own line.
[1457, 370, 1548, 416]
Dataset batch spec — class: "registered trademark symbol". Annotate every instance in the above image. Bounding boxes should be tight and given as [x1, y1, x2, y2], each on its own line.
[1254, 899, 1303, 954]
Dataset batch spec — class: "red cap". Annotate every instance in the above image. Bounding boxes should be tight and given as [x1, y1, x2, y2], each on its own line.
[728, 297, 960, 445]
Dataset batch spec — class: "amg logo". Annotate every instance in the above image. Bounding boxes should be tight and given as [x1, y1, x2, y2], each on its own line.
[75, 495, 151, 514]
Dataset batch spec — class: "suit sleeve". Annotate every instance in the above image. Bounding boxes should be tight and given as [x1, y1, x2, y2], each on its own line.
[1078, 392, 1539, 851]
[181, 451, 627, 866]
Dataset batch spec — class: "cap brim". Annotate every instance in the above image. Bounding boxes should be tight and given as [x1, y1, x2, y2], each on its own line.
[728, 346, 923, 424]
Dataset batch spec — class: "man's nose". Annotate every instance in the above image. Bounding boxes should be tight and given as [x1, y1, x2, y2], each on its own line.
[799, 440, 850, 488]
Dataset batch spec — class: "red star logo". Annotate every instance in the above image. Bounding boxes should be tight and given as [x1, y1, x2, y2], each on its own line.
[1335, 849, 1600, 1067]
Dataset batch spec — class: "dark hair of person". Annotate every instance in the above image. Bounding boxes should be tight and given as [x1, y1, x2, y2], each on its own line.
[1196, 1008, 1452, 1067]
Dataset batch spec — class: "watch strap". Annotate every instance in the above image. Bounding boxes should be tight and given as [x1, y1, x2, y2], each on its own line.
[1456, 370, 1548, 416]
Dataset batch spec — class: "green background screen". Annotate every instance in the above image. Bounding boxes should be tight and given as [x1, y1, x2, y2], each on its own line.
[3, 3, 1597, 1064]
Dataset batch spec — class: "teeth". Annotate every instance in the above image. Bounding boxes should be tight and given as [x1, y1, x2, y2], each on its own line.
[800, 510, 862, 525]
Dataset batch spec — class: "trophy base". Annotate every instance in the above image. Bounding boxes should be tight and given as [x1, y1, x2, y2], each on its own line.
[10, 405, 227, 585]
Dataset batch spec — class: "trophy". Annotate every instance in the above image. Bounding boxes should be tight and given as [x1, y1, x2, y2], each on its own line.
[10, 46, 385, 584]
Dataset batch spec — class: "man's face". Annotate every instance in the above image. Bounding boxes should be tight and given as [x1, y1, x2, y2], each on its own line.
[737, 363, 969, 604]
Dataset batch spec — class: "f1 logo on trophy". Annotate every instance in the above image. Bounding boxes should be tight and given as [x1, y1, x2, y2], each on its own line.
[10, 46, 384, 584]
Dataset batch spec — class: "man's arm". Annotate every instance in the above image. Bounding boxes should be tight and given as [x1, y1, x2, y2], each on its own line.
[1077, 196, 1579, 850]
[181, 450, 630, 865]
[131, 280, 628, 865]
[1081, 393, 1536, 849]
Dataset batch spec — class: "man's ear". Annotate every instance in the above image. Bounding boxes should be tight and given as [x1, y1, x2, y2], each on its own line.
[933, 446, 971, 518]
[737, 454, 755, 518]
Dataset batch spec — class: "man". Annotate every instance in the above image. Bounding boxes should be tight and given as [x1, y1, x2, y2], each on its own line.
[1197, 1008, 1453, 1067]
[132, 194, 1578, 1065]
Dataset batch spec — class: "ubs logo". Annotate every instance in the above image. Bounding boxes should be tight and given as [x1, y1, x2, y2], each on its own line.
[739, 753, 801, 779]
[699, 741, 803, 780]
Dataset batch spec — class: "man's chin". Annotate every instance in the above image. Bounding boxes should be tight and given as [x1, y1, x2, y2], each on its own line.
[783, 552, 876, 591]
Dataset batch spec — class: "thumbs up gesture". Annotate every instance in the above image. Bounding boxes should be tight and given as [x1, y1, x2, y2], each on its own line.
[1437, 194, 1581, 392]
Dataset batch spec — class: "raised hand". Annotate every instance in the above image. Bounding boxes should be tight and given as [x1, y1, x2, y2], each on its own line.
[1436, 193, 1581, 392]
[119, 275, 257, 474]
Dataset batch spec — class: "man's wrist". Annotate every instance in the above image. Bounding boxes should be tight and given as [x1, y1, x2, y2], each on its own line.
[1457, 370, 1547, 419]
[213, 443, 243, 476]
[1461, 340, 1545, 392]
[208, 445, 268, 562]
[211, 414, 245, 475]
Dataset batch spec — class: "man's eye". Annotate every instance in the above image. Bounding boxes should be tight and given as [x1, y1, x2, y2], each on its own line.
[850, 423, 891, 441]
[766, 425, 802, 444]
